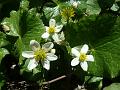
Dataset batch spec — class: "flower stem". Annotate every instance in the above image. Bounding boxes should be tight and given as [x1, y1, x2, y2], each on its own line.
[42, 75, 67, 85]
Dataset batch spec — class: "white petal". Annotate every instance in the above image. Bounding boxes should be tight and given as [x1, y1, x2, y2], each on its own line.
[2, 24, 10, 31]
[49, 19, 56, 27]
[80, 61, 88, 71]
[46, 53, 58, 61]
[30, 40, 40, 51]
[45, 26, 49, 32]
[27, 59, 38, 70]
[41, 32, 50, 39]
[71, 58, 79, 66]
[71, 48, 80, 57]
[42, 42, 54, 52]
[60, 31, 65, 40]
[22, 51, 34, 58]
[10, 64, 16, 69]
[70, 0, 74, 3]
[80, 44, 89, 54]
[73, 1, 78, 8]
[86, 55, 94, 62]
[55, 25, 63, 32]
[51, 49, 56, 54]
[52, 33, 60, 42]
[52, 32, 65, 45]
[42, 60, 50, 70]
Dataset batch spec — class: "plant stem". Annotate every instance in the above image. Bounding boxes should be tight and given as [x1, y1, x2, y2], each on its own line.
[42, 75, 67, 85]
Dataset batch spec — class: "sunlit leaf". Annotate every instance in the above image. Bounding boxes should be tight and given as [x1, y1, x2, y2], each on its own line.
[86, 0, 101, 15]
[65, 14, 120, 78]
[103, 83, 120, 90]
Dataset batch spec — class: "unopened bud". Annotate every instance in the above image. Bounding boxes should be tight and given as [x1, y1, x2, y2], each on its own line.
[2, 24, 10, 32]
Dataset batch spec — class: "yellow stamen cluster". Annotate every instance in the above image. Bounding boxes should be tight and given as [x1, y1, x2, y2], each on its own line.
[79, 53, 87, 62]
[61, 7, 75, 20]
[34, 49, 46, 61]
[48, 26, 55, 34]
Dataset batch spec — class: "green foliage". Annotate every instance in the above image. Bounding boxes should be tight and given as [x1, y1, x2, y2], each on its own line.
[0, 73, 5, 90]
[88, 16, 120, 78]
[103, 83, 120, 90]
[1, 0, 120, 89]
[98, 0, 115, 10]
[0, 48, 9, 64]
[1, 0, 45, 65]
[85, 76, 102, 90]
[0, 32, 8, 47]
[64, 13, 120, 78]
[86, 0, 101, 15]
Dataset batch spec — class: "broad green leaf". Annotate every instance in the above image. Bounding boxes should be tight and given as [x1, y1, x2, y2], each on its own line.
[1, 11, 20, 36]
[103, 83, 120, 90]
[17, 8, 44, 64]
[20, 8, 44, 51]
[77, 0, 87, 12]
[65, 14, 120, 78]
[1, 0, 45, 65]
[43, 6, 60, 20]
[86, 0, 101, 15]
[89, 37, 120, 78]
[65, 15, 97, 47]
[88, 16, 120, 78]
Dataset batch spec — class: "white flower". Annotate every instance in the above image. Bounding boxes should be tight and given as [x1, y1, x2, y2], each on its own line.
[22, 40, 58, 70]
[52, 31, 65, 45]
[2, 24, 10, 32]
[10, 64, 16, 69]
[41, 19, 63, 39]
[1, 22, 11, 32]
[70, 0, 81, 8]
[71, 44, 94, 71]
[74, 85, 85, 90]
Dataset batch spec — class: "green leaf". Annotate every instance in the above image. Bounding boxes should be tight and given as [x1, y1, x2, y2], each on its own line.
[20, 0, 29, 11]
[20, 8, 44, 50]
[110, 3, 119, 11]
[1, 11, 20, 36]
[98, 0, 115, 10]
[88, 16, 120, 78]
[77, 0, 87, 12]
[0, 48, 9, 64]
[0, 32, 8, 47]
[1, 0, 45, 64]
[103, 83, 120, 90]
[85, 76, 103, 90]
[86, 0, 101, 15]
[43, 6, 60, 20]
[18, 8, 44, 64]
[65, 15, 97, 47]
[86, 76, 103, 83]
[65, 14, 120, 78]
[0, 73, 5, 90]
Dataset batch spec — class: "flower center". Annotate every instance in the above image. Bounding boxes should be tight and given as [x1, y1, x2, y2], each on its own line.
[79, 53, 87, 62]
[61, 7, 75, 20]
[34, 49, 46, 61]
[48, 26, 55, 34]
